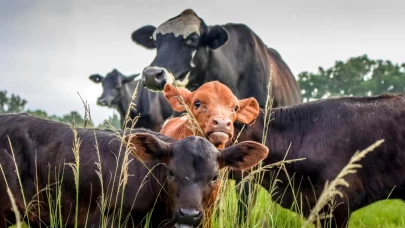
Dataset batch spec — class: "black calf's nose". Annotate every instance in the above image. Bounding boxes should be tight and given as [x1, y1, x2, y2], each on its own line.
[176, 208, 202, 226]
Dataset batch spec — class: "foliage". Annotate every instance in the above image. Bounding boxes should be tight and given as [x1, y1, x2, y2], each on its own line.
[298, 55, 405, 102]
[0, 90, 27, 114]
[0, 90, 120, 128]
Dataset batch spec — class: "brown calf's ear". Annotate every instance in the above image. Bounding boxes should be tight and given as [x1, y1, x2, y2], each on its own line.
[164, 84, 191, 112]
[124, 133, 173, 163]
[219, 141, 269, 170]
[237, 97, 260, 124]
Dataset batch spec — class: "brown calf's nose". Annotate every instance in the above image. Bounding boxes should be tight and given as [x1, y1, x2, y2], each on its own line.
[211, 117, 232, 130]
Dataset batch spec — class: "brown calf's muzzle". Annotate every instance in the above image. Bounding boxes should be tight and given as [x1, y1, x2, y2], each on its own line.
[205, 116, 233, 148]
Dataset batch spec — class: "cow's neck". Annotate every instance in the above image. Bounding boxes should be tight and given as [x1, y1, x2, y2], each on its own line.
[116, 81, 138, 123]
[234, 106, 307, 163]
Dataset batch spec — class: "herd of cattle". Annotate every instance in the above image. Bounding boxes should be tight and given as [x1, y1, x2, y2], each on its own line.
[1, 8, 404, 228]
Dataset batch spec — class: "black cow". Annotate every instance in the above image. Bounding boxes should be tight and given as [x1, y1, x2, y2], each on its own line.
[229, 94, 405, 228]
[89, 69, 173, 131]
[0, 113, 268, 228]
[131, 9, 301, 108]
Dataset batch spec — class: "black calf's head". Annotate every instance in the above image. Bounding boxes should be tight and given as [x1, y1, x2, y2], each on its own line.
[89, 69, 140, 107]
[131, 9, 229, 91]
[125, 133, 268, 227]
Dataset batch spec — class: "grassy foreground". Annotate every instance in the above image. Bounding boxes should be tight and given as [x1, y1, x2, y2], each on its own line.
[12, 189, 405, 228]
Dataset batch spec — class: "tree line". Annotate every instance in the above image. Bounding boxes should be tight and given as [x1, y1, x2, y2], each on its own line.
[1, 55, 404, 127]
[0, 90, 120, 129]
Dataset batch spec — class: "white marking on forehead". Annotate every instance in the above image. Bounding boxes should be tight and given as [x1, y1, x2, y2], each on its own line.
[153, 10, 201, 40]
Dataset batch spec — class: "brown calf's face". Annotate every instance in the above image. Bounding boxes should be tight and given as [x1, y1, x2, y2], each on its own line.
[125, 133, 268, 227]
[164, 81, 260, 148]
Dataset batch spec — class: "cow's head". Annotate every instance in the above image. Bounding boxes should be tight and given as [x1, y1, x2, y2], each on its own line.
[125, 133, 268, 227]
[89, 69, 140, 107]
[164, 81, 260, 148]
[131, 9, 228, 91]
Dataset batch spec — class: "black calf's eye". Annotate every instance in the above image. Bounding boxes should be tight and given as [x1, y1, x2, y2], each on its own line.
[194, 101, 201, 109]
[168, 170, 174, 178]
[212, 175, 218, 183]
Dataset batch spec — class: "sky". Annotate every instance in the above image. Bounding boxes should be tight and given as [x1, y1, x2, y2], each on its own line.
[1, 0, 404, 125]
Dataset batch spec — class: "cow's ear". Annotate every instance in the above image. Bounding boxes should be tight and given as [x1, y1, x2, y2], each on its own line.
[204, 25, 228, 50]
[219, 141, 268, 170]
[122, 73, 140, 84]
[163, 84, 191, 112]
[125, 133, 173, 163]
[89, 74, 104, 83]
[131, 25, 156, 49]
[236, 97, 260, 124]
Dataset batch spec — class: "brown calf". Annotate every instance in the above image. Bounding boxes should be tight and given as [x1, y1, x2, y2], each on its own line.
[161, 81, 260, 149]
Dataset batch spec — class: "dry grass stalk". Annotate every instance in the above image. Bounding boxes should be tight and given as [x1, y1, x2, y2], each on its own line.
[302, 139, 385, 228]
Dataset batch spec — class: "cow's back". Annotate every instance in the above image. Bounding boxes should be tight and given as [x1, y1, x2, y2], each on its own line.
[202, 23, 301, 108]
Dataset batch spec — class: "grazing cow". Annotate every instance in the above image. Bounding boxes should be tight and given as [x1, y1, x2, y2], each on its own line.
[89, 69, 173, 131]
[0, 113, 268, 228]
[161, 81, 260, 149]
[131, 9, 301, 108]
[228, 94, 405, 228]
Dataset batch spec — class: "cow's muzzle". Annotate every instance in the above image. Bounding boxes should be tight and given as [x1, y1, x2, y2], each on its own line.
[142, 66, 172, 91]
[173, 208, 202, 228]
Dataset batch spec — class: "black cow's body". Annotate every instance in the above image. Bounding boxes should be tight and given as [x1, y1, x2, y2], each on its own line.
[90, 69, 172, 131]
[132, 9, 301, 108]
[0, 113, 171, 227]
[231, 94, 405, 227]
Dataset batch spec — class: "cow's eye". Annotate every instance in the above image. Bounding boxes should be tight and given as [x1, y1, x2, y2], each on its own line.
[234, 106, 239, 112]
[184, 35, 199, 48]
[194, 101, 201, 109]
[168, 170, 174, 178]
[212, 175, 218, 183]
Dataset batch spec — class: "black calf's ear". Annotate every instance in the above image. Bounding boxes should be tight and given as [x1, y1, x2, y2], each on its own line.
[124, 133, 173, 163]
[122, 73, 141, 84]
[89, 74, 104, 83]
[204, 25, 228, 50]
[219, 141, 269, 170]
[131, 25, 157, 49]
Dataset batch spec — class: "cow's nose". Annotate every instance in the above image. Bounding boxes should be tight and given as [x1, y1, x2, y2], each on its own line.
[211, 117, 232, 131]
[176, 208, 202, 226]
[142, 66, 167, 91]
[143, 66, 164, 80]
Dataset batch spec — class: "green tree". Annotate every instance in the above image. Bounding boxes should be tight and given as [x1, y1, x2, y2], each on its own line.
[298, 55, 405, 102]
[97, 112, 121, 129]
[0, 90, 27, 113]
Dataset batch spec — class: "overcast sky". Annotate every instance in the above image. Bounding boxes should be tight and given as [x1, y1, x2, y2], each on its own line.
[1, 0, 404, 125]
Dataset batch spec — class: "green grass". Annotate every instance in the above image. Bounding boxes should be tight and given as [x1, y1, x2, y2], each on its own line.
[10, 198, 405, 228]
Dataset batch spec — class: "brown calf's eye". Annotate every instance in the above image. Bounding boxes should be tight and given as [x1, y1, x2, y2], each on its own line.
[194, 101, 201, 109]
[234, 106, 239, 112]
